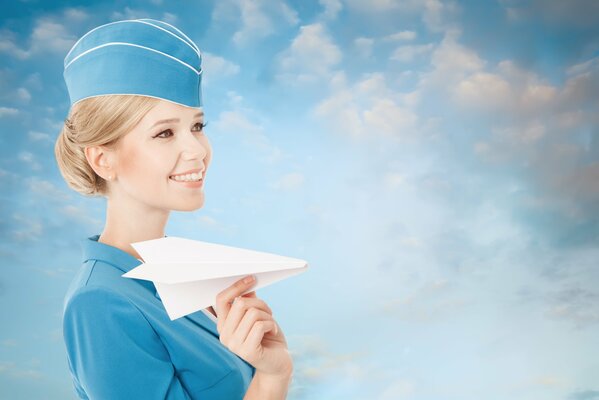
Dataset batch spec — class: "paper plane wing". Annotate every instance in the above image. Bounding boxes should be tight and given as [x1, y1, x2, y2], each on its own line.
[121, 236, 308, 320]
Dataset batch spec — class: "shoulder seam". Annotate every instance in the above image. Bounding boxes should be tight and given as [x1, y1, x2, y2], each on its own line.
[83, 259, 97, 286]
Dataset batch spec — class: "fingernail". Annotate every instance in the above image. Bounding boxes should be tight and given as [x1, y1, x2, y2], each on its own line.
[243, 275, 255, 284]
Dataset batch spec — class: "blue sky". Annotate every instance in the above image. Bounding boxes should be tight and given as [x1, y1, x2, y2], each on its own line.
[1, 0, 598, 399]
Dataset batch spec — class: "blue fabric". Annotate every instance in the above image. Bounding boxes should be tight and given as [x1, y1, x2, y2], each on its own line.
[62, 234, 255, 399]
[63, 18, 203, 108]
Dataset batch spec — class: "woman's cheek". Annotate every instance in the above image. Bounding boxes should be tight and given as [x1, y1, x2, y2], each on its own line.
[117, 146, 149, 189]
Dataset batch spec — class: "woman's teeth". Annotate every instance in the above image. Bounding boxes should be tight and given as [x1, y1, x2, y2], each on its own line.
[169, 173, 202, 182]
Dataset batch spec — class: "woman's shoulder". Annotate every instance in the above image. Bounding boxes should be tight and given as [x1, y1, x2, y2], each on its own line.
[63, 258, 152, 316]
[62, 282, 159, 345]
[63, 282, 138, 319]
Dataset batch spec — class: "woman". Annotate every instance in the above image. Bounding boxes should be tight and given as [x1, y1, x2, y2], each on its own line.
[55, 18, 292, 399]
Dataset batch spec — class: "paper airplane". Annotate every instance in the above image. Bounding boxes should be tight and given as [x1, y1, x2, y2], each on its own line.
[122, 236, 308, 320]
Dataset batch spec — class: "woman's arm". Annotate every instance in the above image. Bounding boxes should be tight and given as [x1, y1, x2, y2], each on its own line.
[63, 285, 192, 400]
[243, 371, 293, 400]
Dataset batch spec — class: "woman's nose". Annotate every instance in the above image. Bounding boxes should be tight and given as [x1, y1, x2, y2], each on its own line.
[180, 133, 208, 160]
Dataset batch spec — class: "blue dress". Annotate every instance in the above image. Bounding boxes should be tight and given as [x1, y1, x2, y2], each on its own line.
[62, 234, 256, 399]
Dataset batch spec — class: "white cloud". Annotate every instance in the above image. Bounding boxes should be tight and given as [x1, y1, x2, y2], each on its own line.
[0, 30, 30, 59]
[226, 90, 243, 105]
[424, 30, 486, 86]
[343, 0, 413, 12]
[63, 7, 89, 23]
[561, 55, 599, 109]
[213, 0, 299, 46]
[422, 0, 460, 32]
[26, 177, 71, 202]
[354, 37, 374, 58]
[110, 8, 177, 24]
[271, 172, 305, 191]
[343, 0, 459, 33]
[566, 56, 599, 76]
[412, 32, 599, 226]
[201, 52, 240, 83]
[494, 122, 547, 145]
[391, 43, 434, 62]
[384, 30, 417, 41]
[60, 205, 103, 228]
[276, 23, 342, 84]
[454, 71, 513, 109]
[0, 360, 43, 380]
[28, 130, 53, 143]
[501, 0, 599, 28]
[364, 98, 419, 136]
[287, 333, 372, 388]
[160, 12, 179, 25]
[0, 107, 19, 117]
[1, 339, 18, 347]
[110, 7, 152, 20]
[29, 19, 79, 55]
[18, 151, 41, 170]
[212, 109, 284, 164]
[319, 0, 343, 20]
[16, 87, 31, 102]
[24, 72, 42, 90]
[213, 110, 262, 135]
[384, 172, 405, 189]
[545, 285, 599, 329]
[11, 213, 43, 242]
[379, 379, 416, 399]
[0, 9, 88, 60]
[313, 72, 420, 139]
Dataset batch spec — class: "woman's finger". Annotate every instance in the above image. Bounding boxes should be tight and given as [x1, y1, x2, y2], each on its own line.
[243, 320, 278, 354]
[233, 296, 272, 315]
[215, 275, 256, 322]
[221, 305, 274, 348]
[218, 296, 272, 339]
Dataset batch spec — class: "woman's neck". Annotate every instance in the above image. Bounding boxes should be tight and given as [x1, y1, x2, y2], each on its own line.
[99, 192, 170, 260]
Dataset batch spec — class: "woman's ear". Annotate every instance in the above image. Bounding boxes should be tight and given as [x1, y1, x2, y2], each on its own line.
[84, 145, 116, 181]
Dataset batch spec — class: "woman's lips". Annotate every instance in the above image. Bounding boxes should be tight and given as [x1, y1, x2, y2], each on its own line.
[169, 176, 204, 188]
[169, 168, 203, 178]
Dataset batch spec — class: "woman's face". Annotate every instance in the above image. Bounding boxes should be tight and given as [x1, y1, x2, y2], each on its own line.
[111, 99, 212, 212]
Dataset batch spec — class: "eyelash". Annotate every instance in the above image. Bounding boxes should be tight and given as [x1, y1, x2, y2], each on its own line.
[154, 121, 208, 139]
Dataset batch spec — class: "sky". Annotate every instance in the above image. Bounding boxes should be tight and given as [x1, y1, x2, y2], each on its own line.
[1, 0, 598, 399]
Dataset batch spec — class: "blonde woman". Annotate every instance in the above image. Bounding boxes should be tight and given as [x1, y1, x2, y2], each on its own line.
[56, 18, 292, 399]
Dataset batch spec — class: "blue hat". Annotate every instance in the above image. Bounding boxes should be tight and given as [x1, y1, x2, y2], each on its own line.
[63, 18, 203, 109]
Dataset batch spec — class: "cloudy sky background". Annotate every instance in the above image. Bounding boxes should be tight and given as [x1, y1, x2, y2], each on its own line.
[1, 0, 598, 399]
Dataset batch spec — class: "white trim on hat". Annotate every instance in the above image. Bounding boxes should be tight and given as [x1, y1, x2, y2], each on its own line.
[64, 41, 202, 75]
[64, 19, 201, 68]
[132, 19, 201, 59]
[137, 18, 201, 56]
[71, 93, 204, 110]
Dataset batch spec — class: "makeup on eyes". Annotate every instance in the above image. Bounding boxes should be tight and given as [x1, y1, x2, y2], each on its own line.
[153, 121, 208, 138]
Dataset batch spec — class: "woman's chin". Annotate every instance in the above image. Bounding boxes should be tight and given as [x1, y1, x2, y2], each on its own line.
[169, 196, 205, 212]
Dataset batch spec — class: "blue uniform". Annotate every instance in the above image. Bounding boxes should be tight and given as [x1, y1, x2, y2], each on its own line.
[62, 234, 256, 399]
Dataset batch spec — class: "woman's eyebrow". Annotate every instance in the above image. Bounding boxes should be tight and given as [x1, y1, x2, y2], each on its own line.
[150, 112, 204, 128]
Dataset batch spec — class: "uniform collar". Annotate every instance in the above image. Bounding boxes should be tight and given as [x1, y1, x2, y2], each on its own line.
[80, 235, 218, 332]
[82, 234, 165, 300]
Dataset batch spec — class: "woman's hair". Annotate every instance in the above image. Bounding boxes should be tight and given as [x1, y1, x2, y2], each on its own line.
[55, 95, 160, 197]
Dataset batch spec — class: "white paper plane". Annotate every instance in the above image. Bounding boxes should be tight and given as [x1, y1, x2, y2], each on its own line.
[122, 236, 309, 320]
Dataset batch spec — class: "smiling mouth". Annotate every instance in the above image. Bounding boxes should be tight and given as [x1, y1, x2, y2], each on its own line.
[169, 175, 203, 182]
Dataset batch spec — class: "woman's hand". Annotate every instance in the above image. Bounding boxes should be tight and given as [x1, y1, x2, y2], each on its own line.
[215, 275, 293, 378]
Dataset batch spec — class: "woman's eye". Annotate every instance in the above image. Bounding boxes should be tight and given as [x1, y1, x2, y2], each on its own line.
[193, 121, 208, 132]
[155, 129, 173, 139]
[154, 121, 208, 139]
